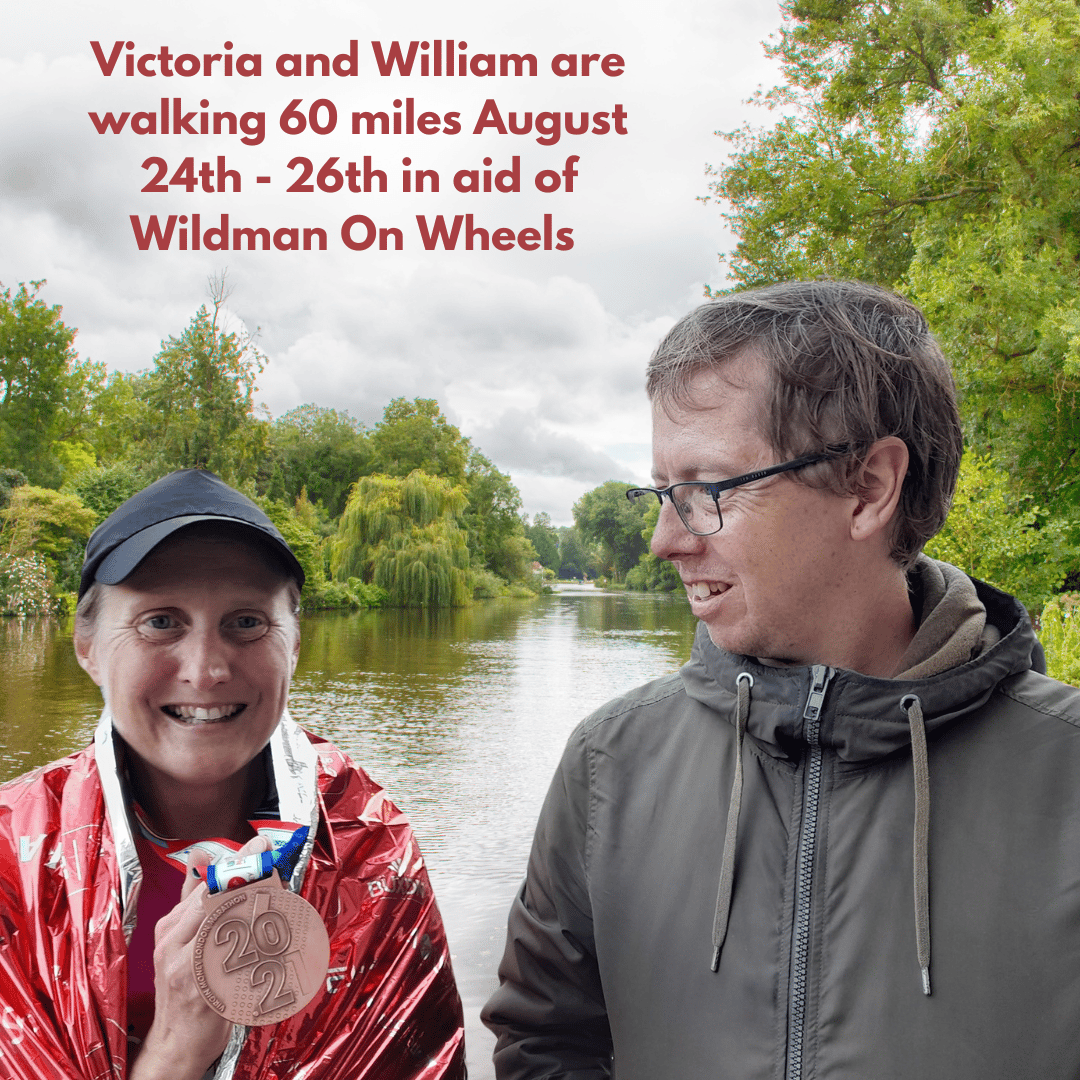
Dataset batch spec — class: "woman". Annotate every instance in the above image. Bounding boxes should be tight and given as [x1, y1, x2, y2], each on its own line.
[0, 469, 466, 1079]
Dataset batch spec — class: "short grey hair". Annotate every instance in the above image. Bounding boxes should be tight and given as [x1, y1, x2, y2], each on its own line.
[646, 280, 963, 568]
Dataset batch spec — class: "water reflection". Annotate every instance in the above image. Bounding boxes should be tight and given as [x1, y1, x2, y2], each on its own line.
[0, 617, 100, 782]
[0, 586, 698, 1079]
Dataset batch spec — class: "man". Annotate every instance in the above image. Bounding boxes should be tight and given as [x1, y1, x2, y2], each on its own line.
[482, 280, 1080, 1079]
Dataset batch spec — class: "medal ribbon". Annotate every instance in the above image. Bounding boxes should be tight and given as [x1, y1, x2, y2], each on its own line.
[135, 814, 309, 894]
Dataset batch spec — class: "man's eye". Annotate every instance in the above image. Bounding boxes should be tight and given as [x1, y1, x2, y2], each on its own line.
[145, 614, 175, 631]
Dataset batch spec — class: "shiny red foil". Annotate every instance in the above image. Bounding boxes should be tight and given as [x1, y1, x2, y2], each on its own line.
[0, 730, 466, 1079]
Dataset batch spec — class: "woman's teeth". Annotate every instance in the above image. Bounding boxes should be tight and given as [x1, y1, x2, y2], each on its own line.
[164, 704, 243, 723]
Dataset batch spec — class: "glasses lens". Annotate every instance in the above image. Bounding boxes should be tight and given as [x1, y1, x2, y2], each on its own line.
[672, 484, 722, 535]
[627, 488, 661, 508]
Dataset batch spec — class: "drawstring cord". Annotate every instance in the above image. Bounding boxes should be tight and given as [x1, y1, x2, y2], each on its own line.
[708, 678, 933, 997]
[901, 693, 932, 996]
[711, 671, 753, 971]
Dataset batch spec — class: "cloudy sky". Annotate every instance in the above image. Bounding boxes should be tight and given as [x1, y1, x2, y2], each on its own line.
[1, 0, 785, 523]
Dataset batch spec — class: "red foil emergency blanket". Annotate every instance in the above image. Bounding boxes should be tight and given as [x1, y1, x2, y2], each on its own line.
[0, 711, 466, 1079]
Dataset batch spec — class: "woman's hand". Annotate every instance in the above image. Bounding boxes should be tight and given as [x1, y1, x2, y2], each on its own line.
[129, 835, 272, 1080]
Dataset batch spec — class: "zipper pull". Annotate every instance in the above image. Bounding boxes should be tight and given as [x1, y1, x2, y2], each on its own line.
[802, 664, 833, 722]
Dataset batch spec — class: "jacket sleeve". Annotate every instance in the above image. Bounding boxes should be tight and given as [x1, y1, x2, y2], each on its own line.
[482, 723, 613, 1079]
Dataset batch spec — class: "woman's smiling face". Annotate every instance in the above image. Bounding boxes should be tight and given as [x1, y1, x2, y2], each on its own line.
[75, 527, 300, 801]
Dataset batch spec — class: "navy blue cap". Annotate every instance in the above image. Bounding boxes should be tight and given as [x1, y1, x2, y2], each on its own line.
[79, 469, 305, 599]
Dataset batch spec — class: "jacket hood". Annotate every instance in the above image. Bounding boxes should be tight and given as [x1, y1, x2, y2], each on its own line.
[681, 564, 1041, 765]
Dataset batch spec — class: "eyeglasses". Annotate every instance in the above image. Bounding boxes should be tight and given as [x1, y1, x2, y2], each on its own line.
[626, 451, 845, 536]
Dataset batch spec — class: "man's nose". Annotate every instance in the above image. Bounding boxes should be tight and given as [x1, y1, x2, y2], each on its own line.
[176, 628, 231, 689]
[650, 496, 702, 560]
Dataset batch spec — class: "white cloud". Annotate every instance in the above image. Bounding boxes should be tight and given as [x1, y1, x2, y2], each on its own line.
[1, 0, 784, 518]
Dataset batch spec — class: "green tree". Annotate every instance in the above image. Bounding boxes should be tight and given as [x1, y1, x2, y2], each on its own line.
[556, 526, 599, 580]
[331, 471, 471, 607]
[71, 462, 147, 521]
[263, 405, 372, 517]
[0, 485, 97, 593]
[925, 454, 1072, 611]
[370, 398, 470, 483]
[574, 481, 651, 581]
[525, 512, 560, 571]
[709, 0, 1080, 539]
[0, 281, 88, 487]
[625, 501, 684, 592]
[462, 448, 535, 583]
[80, 369, 148, 468]
[137, 287, 268, 483]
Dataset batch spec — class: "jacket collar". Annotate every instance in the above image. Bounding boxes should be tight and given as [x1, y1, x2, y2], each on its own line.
[680, 567, 1039, 764]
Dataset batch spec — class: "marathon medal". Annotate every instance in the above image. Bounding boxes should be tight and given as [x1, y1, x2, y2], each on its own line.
[190, 826, 331, 1026]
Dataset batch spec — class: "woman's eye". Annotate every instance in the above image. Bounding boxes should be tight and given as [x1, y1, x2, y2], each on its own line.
[139, 613, 181, 637]
[231, 614, 268, 636]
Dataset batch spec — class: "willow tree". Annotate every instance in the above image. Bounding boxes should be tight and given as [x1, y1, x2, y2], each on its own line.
[331, 471, 471, 607]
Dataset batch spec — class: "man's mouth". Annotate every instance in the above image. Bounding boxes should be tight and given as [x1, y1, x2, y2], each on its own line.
[162, 704, 246, 724]
[686, 581, 729, 600]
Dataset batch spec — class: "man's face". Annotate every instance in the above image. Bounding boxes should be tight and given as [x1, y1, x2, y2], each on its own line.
[649, 353, 861, 665]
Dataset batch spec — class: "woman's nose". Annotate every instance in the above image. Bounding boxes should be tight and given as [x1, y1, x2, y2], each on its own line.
[176, 628, 231, 689]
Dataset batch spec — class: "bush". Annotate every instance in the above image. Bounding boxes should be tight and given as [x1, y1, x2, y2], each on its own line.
[1040, 593, 1080, 688]
[0, 553, 56, 616]
[303, 577, 387, 611]
[470, 568, 508, 599]
[71, 462, 147, 520]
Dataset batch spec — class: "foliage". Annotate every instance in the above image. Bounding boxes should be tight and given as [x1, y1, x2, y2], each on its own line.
[303, 577, 387, 611]
[470, 567, 511, 599]
[263, 405, 372, 518]
[708, 0, 1080, 573]
[257, 493, 329, 597]
[0, 485, 97, 593]
[81, 369, 145, 465]
[0, 278, 556, 611]
[924, 454, 1074, 611]
[625, 500, 684, 592]
[0, 468, 27, 510]
[331, 471, 472, 607]
[52, 440, 96, 485]
[70, 462, 147, 521]
[525, 512, 560, 571]
[1039, 593, 1080, 688]
[573, 481, 651, 581]
[555, 525, 601, 580]
[0, 553, 56, 616]
[462, 448, 535, 583]
[370, 398, 470, 483]
[0, 281, 85, 487]
[137, 288, 268, 483]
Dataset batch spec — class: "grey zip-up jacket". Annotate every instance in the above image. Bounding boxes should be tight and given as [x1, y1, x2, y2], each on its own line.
[483, 571, 1080, 1079]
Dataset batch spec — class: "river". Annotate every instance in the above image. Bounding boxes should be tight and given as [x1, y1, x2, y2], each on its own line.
[0, 583, 698, 1077]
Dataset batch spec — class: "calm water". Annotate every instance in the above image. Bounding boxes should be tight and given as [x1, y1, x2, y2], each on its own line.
[0, 584, 697, 1077]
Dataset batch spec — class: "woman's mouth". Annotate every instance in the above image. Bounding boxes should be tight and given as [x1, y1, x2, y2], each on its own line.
[162, 704, 246, 724]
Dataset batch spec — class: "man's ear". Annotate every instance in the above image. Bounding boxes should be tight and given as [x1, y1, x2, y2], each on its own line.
[74, 631, 102, 686]
[849, 437, 909, 544]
